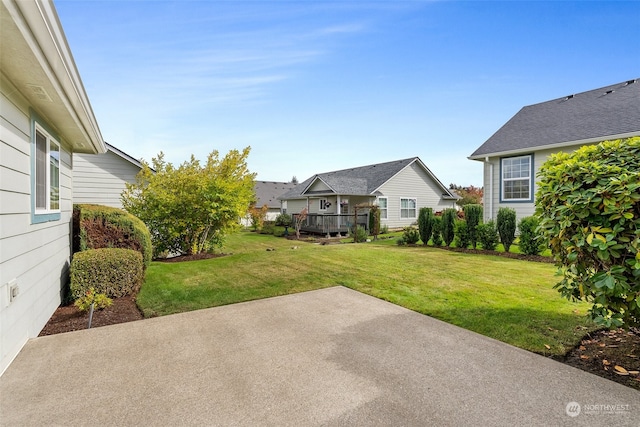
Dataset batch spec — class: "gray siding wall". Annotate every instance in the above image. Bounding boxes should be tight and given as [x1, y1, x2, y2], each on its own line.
[283, 199, 308, 215]
[0, 88, 73, 374]
[377, 162, 455, 229]
[73, 151, 141, 208]
[482, 146, 584, 224]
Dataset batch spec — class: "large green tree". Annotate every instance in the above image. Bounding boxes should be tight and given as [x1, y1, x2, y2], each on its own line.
[536, 137, 640, 328]
[122, 148, 255, 257]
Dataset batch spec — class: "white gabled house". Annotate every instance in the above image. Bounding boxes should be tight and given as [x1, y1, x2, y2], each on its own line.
[278, 157, 458, 233]
[469, 78, 640, 223]
[0, 0, 106, 374]
[73, 143, 145, 208]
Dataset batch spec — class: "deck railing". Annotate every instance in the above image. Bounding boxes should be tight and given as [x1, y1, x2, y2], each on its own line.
[292, 213, 369, 235]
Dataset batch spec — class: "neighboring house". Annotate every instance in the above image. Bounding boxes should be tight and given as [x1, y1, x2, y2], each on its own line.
[241, 181, 296, 226]
[73, 143, 144, 208]
[279, 157, 458, 233]
[469, 78, 640, 223]
[0, 0, 106, 374]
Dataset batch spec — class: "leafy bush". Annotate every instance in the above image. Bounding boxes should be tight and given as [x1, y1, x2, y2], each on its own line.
[74, 204, 152, 267]
[477, 220, 499, 251]
[70, 248, 144, 299]
[497, 207, 517, 253]
[74, 288, 113, 312]
[441, 208, 456, 247]
[350, 225, 369, 243]
[122, 149, 255, 256]
[396, 237, 406, 246]
[418, 207, 434, 246]
[432, 217, 443, 246]
[454, 220, 471, 249]
[248, 204, 269, 231]
[275, 213, 292, 227]
[402, 227, 420, 245]
[380, 224, 389, 235]
[518, 216, 544, 256]
[536, 137, 640, 328]
[463, 204, 483, 249]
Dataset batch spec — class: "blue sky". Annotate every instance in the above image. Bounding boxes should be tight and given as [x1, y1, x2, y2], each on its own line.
[56, 0, 640, 187]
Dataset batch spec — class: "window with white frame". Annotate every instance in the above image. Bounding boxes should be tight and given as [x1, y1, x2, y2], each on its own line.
[319, 198, 330, 211]
[378, 197, 388, 219]
[400, 198, 417, 218]
[501, 155, 532, 201]
[34, 126, 60, 213]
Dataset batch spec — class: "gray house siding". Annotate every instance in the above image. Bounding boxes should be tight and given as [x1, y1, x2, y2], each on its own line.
[377, 162, 456, 229]
[0, 86, 74, 374]
[482, 146, 587, 223]
[73, 150, 141, 208]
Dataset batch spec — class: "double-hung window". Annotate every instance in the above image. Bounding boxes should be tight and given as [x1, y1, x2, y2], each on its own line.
[33, 124, 61, 220]
[501, 155, 532, 201]
[400, 198, 417, 218]
[319, 199, 329, 211]
[378, 197, 388, 219]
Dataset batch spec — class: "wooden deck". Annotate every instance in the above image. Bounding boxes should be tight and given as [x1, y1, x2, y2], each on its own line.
[293, 213, 369, 236]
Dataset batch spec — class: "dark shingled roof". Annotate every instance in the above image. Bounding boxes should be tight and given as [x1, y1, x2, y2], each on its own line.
[279, 157, 456, 200]
[470, 78, 640, 159]
[254, 181, 296, 208]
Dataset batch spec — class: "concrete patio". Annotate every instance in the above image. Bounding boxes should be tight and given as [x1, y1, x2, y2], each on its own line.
[0, 287, 637, 426]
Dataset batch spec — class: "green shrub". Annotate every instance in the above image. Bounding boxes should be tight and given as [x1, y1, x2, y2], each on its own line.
[275, 213, 292, 227]
[432, 217, 443, 246]
[380, 224, 389, 235]
[74, 204, 152, 267]
[259, 224, 275, 235]
[350, 225, 369, 243]
[463, 204, 483, 249]
[518, 216, 544, 256]
[536, 137, 640, 328]
[454, 220, 471, 249]
[70, 248, 144, 298]
[477, 220, 499, 251]
[402, 227, 420, 245]
[74, 288, 113, 311]
[396, 237, 406, 246]
[441, 208, 456, 247]
[497, 207, 517, 253]
[418, 207, 434, 246]
[369, 206, 381, 238]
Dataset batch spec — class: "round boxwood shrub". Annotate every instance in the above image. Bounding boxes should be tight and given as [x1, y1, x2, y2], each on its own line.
[70, 248, 144, 298]
[74, 204, 152, 267]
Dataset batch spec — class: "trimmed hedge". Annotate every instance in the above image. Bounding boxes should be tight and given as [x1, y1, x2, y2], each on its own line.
[74, 204, 152, 267]
[70, 248, 144, 298]
[518, 216, 544, 256]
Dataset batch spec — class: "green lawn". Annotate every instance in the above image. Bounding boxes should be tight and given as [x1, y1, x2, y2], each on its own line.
[138, 231, 597, 357]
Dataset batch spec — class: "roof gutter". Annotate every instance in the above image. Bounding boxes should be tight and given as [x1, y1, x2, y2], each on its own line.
[468, 131, 640, 161]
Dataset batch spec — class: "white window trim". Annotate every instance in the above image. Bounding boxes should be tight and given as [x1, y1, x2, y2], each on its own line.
[500, 154, 533, 202]
[378, 197, 388, 219]
[31, 117, 62, 224]
[319, 198, 328, 211]
[400, 197, 417, 219]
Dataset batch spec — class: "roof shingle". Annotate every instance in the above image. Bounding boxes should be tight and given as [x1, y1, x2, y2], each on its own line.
[470, 79, 640, 158]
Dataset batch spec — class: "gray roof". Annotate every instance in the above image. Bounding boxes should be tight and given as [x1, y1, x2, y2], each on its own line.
[470, 78, 640, 159]
[254, 181, 296, 208]
[279, 157, 456, 200]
